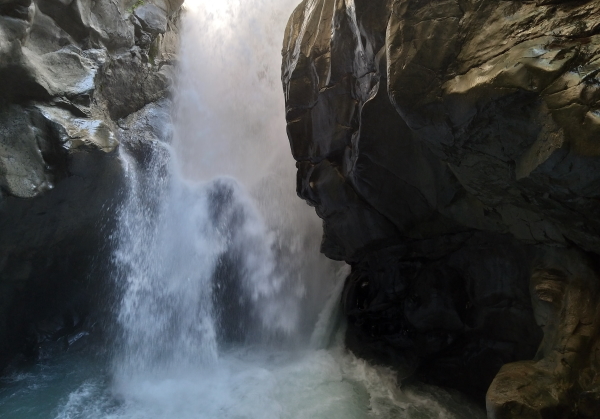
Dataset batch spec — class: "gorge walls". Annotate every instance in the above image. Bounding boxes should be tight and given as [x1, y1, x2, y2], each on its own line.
[282, 0, 600, 417]
[0, 0, 182, 371]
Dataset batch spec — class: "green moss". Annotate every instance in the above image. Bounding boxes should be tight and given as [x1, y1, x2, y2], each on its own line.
[127, 0, 145, 13]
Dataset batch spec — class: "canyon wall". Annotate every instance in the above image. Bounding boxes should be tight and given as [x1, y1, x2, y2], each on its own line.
[282, 0, 600, 417]
[0, 0, 182, 371]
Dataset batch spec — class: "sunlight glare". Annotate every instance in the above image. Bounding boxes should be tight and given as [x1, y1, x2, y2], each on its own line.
[183, 0, 236, 26]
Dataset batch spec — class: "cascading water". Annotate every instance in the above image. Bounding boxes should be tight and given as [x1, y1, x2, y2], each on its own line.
[112, 0, 343, 377]
[0, 1, 488, 418]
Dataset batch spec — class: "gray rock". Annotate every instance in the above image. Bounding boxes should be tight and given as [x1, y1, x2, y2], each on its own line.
[0, 0, 182, 371]
[25, 46, 99, 98]
[99, 51, 171, 120]
[134, 4, 167, 36]
[25, 8, 75, 55]
[118, 98, 171, 137]
[34, 105, 118, 152]
[0, 104, 52, 198]
[36, 0, 134, 51]
[148, 0, 184, 16]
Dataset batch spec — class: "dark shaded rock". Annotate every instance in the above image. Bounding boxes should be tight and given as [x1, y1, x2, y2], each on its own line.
[0, 0, 182, 372]
[342, 233, 542, 402]
[0, 104, 53, 198]
[385, 0, 600, 252]
[282, 0, 600, 416]
[283, 0, 600, 258]
[0, 148, 124, 369]
[297, 158, 400, 261]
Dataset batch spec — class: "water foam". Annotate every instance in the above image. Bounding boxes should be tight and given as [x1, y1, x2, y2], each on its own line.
[0, 2, 488, 418]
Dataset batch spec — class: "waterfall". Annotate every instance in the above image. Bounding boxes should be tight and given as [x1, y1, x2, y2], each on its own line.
[0, 2, 488, 418]
[111, 0, 342, 380]
[70, 2, 485, 418]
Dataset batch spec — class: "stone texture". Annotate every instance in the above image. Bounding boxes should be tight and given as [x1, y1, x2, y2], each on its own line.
[0, 0, 182, 371]
[0, 104, 53, 198]
[282, 0, 600, 416]
[99, 52, 173, 120]
[487, 250, 600, 419]
[134, 4, 168, 37]
[342, 232, 543, 402]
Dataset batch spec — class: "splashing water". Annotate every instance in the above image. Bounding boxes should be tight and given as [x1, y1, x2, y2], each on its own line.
[111, 0, 341, 379]
[0, 1, 488, 418]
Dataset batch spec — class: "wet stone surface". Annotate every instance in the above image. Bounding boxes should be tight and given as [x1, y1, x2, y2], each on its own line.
[282, 0, 600, 416]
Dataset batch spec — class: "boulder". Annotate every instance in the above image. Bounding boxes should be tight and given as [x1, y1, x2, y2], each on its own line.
[134, 4, 167, 37]
[0, 0, 181, 372]
[282, 0, 600, 415]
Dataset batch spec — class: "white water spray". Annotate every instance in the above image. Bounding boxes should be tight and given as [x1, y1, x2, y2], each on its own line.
[100, 2, 487, 418]
[0, 2, 487, 418]
[0, 2, 488, 418]
[112, 0, 340, 381]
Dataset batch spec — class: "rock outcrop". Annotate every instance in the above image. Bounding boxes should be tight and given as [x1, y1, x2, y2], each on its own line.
[0, 0, 182, 371]
[282, 0, 600, 417]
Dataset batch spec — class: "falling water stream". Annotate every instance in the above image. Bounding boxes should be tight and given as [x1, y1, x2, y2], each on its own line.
[0, 1, 486, 418]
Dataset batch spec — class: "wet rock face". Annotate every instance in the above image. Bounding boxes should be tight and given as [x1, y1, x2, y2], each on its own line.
[487, 250, 600, 419]
[342, 232, 543, 403]
[0, 0, 182, 371]
[282, 0, 600, 415]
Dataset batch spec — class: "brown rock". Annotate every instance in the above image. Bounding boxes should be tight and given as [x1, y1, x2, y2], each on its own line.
[487, 249, 600, 419]
[282, 0, 600, 415]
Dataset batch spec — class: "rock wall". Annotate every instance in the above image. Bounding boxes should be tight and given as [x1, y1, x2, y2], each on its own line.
[0, 0, 182, 371]
[282, 1, 600, 417]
